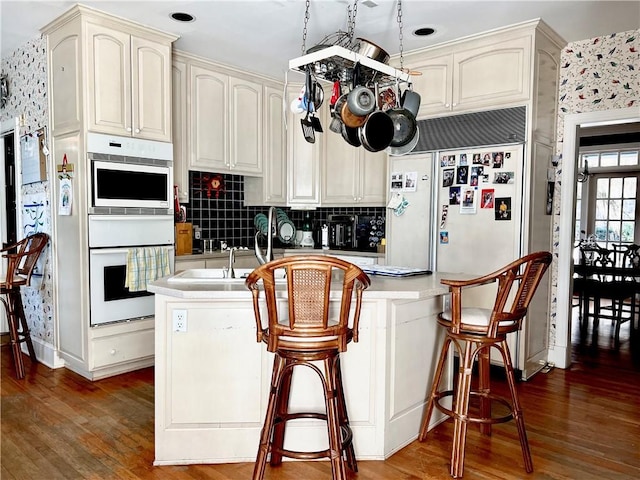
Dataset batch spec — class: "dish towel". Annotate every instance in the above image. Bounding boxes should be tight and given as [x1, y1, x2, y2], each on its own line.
[125, 246, 171, 292]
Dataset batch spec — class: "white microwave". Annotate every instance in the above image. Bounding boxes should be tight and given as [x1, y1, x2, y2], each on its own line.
[92, 160, 173, 210]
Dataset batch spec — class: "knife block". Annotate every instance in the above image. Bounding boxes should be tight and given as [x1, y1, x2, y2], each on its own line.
[175, 222, 193, 256]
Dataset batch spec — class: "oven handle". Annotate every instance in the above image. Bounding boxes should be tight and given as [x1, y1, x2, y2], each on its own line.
[90, 246, 174, 255]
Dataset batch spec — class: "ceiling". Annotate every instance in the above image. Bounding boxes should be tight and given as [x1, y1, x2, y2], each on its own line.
[2, 1, 639, 80]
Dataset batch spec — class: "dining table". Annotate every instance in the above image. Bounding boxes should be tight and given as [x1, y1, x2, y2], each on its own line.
[573, 263, 640, 348]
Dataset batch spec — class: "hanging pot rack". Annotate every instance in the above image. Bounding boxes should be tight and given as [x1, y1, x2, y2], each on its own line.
[289, 0, 411, 88]
[289, 44, 410, 88]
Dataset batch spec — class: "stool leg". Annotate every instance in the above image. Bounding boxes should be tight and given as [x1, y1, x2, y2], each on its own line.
[323, 355, 347, 480]
[253, 354, 286, 480]
[270, 358, 293, 466]
[2, 294, 25, 379]
[451, 340, 474, 479]
[500, 340, 533, 473]
[419, 336, 452, 441]
[335, 356, 357, 472]
[478, 346, 491, 436]
[14, 292, 37, 361]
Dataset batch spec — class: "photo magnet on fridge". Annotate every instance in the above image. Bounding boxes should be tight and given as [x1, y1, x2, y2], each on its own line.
[495, 197, 512, 220]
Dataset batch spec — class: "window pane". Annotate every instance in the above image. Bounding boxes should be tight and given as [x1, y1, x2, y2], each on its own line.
[623, 176, 637, 197]
[596, 178, 609, 198]
[608, 222, 621, 241]
[621, 221, 635, 242]
[583, 153, 600, 168]
[595, 199, 608, 219]
[610, 178, 623, 198]
[622, 199, 636, 220]
[609, 199, 622, 220]
[620, 151, 638, 166]
[600, 152, 618, 167]
[594, 220, 608, 241]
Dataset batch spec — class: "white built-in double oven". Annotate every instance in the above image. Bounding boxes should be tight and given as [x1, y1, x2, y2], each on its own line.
[87, 133, 175, 326]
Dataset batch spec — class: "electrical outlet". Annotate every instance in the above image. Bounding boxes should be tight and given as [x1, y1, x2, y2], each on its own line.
[172, 310, 188, 332]
[443, 295, 451, 312]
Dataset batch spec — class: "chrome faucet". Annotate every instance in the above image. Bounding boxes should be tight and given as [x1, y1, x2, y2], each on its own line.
[254, 206, 277, 265]
[228, 247, 238, 278]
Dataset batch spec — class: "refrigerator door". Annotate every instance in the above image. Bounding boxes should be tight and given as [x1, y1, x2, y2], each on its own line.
[386, 153, 434, 269]
[435, 144, 524, 275]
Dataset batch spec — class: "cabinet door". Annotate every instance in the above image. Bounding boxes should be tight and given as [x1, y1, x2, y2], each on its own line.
[453, 36, 530, 111]
[358, 149, 387, 206]
[229, 76, 262, 174]
[172, 60, 189, 202]
[131, 36, 172, 142]
[322, 113, 359, 205]
[87, 23, 131, 136]
[190, 65, 228, 171]
[409, 53, 453, 118]
[286, 89, 320, 206]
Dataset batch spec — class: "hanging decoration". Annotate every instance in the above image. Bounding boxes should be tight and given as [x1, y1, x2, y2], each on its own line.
[193, 173, 225, 198]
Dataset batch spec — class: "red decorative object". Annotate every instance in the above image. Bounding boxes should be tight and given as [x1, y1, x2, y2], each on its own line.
[193, 173, 225, 198]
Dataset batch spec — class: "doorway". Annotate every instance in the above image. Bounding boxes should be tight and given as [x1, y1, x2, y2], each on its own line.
[1, 119, 20, 333]
[553, 108, 640, 369]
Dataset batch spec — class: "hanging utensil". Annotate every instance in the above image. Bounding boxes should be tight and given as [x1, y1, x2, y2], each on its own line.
[301, 67, 315, 143]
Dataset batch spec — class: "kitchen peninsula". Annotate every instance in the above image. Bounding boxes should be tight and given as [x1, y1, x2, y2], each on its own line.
[149, 269, 468, 465]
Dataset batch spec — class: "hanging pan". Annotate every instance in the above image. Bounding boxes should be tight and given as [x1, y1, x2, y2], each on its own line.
[358, 84, 394, 152]
[386, 82, 417, 148]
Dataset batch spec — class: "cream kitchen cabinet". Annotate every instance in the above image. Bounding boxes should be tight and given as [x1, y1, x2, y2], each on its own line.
[403, 32, 531, 118]
[322, 129, 387, 206]
[44, 5, 176, 140]
[243, 85, 287, 206]
[286, 85, 387, 208]
[172, 59, 189, 203]
[188, 60, 262, 176]
[86, 22, 172, 141]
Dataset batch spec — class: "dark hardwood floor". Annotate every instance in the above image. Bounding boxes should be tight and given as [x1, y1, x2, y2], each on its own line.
[2, 315, 639, 480]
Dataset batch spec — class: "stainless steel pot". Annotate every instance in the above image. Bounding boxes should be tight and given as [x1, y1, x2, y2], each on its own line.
[354, 37, 390, 64]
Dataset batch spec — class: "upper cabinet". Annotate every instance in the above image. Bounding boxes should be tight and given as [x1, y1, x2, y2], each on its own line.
[172, 52, 264, 180]
[285, 85, 387, 208]
[401, 26, 540, 119]
[43, 5, 177, 141]
[244, 85, 287, 206]
[86, 23, 172, 141]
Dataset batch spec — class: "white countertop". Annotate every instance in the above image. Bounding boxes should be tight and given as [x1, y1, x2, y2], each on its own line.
[148, 271, 474, 301]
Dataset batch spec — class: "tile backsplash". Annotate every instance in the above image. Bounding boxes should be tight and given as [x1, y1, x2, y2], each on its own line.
[185, 171, 385, 249]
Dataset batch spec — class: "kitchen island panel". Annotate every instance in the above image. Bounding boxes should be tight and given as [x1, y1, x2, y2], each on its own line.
[151, 273, 462, 465]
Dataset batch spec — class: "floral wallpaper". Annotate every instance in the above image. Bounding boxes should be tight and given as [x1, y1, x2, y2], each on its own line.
[0, 36, 55, 345]
[548, 29, 640, 346]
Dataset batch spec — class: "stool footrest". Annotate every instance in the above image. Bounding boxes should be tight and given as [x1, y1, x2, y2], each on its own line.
[434, 390, 515, 425]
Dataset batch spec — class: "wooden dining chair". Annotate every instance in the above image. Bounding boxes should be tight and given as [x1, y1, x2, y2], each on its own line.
[245, 255, 370, 480]
[418, 251, 552, 478]
[0, 232, 49, 378]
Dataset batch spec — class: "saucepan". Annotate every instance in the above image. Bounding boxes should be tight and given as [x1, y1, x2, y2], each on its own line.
[386, 82, 417, 148]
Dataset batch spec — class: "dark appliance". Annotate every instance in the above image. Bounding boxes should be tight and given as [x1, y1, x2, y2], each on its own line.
[355, 215, 385, 252]
[327, 214, 357, 250]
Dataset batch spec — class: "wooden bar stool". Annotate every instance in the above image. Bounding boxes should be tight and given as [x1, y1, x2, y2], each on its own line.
[0, 233, 49, 379]
[418, 251, 552, 478]
[245, 255, 370, 480]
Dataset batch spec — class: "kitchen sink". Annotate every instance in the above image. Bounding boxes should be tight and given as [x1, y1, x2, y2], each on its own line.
[168, 268, 286, 284]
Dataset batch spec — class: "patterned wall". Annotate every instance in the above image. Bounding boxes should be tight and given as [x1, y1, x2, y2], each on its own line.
[548, 29, 640, 345]
[0, 36, 55, 345]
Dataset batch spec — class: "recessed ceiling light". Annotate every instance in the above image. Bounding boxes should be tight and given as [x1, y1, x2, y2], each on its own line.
[170, 12, 195, 23]
[413, 27, 436, 37]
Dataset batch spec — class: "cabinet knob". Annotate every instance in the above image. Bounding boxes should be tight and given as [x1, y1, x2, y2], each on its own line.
[452, 103, 457, 107]
[445, 103, 450, 108]
[126, 127, 132, 132]
[135, 128, 141, 134]
[110, 349, 117, 355]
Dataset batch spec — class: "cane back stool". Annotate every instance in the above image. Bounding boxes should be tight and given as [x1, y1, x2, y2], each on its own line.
[245, 255, 370, 480]
[0, 232, 49, 379]
[418, 251, 552, 478]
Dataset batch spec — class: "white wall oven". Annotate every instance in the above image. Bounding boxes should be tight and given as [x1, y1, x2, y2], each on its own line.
[87, 133, 175, 326]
